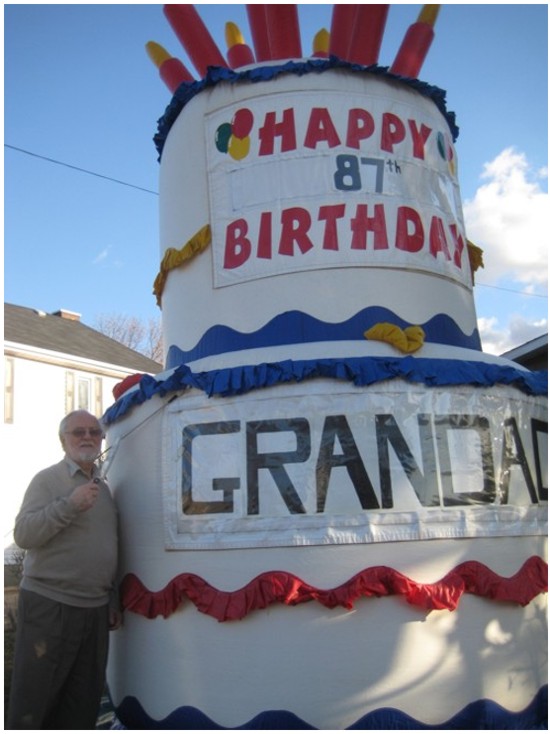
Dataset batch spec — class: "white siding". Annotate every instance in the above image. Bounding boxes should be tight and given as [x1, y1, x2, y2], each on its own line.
[3, 350, 144, 554]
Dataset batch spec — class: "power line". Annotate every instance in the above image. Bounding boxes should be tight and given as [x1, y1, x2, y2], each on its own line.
[5, 143, 158, 196]
[4, 144, 548, 303]
[476, 282, 547, 299]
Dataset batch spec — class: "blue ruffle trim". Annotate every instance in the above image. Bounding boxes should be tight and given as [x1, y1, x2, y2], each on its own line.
[102, 356, 547, 426]
[154, 58, 458, 159]
[113, 684, 547, 729]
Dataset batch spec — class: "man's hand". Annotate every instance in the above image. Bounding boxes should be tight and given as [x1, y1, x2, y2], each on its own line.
[109, 608, 123, 630]
[68, 480, 100, 512]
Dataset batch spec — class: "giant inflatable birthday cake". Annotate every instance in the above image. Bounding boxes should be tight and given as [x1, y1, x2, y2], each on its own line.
[104, 5, 547, 729]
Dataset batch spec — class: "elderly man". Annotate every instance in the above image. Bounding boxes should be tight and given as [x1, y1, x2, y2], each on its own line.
[7, 410, 120, 730]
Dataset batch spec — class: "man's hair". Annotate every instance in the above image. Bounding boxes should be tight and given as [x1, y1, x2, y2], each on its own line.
[58, 410, 102, 440]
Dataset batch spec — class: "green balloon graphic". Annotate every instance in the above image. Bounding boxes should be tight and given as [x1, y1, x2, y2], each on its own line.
[215, 123, 232, 153]
[437, 131, 447, 160]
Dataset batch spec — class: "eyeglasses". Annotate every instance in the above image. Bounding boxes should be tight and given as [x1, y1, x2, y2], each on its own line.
[65, 428, 104, 439]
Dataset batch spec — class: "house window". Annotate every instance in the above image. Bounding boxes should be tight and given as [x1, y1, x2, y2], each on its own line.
[65, 372, 75, 414]
[65, 371, 96, 413]
[94, 377, 103, 416]
[4, 357, 14, 423]
[77, 376, 91, 410]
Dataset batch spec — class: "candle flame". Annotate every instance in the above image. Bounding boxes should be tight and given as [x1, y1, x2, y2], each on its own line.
[313, 28, 330, 56]
[146, 41, 172, 68]
[225, 21, 246, 49]
[418, 5, 440, 27]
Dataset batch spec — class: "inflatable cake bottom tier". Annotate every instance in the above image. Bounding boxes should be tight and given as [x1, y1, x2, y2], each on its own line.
[104, 356, 547, 729]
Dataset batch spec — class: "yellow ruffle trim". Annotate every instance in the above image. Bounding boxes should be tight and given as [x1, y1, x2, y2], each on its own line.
[364, 323, 425, 354]
[467, 240, 484, 284]
[153, 225, 211, 306]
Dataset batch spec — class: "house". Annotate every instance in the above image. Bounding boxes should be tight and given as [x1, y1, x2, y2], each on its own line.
[501, 333, 548, 371]
[4, 303, 163, 559]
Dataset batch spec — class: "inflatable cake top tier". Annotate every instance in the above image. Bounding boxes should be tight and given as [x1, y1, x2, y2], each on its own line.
[149, 5, 483, 370]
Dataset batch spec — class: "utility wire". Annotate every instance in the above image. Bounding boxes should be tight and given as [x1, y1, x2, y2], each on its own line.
[476, 283, 547, 299]
[5, 144, 548, 302]
[5, 143, 158, 196]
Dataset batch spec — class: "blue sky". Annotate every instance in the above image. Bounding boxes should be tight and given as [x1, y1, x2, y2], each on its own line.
[4, 3, 548, 356]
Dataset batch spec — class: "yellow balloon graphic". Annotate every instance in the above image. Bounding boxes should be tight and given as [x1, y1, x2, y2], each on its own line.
[228, 135, 250, 161]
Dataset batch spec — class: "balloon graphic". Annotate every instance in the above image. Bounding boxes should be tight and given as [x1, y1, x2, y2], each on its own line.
[231, 108, 254, 139]
[228, 135, 250, 160]
[437, 131, 446, 159]
[215, 123, 233, 153]
[437, 131, 455, 176]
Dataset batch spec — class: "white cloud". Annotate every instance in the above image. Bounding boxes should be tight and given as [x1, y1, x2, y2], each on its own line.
[93, 248, 109, 265]
[463, 148, 548, 289]
[91, 247, 123, 269]
[464, 149, 548, 355]
[478, 314, 547, 356]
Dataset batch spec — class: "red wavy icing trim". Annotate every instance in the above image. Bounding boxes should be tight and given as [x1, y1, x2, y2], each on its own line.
[120, 556, 548, 623]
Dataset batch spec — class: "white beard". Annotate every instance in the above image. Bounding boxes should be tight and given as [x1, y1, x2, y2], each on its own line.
[75, 448, 99, 463]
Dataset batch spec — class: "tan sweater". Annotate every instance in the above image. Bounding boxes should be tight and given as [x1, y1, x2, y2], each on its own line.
[14, 457, 118, 607]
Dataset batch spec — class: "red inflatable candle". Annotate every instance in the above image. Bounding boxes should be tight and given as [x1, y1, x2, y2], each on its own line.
[265, 5, 302, 60]
[246, 4, 271, 61]
[226, 21, 255, 68]
[146, 41, 194, 92]
[163, 4, 227, 78]
[328, 4, 358, 60]
[390, 4, 440, 79]
[347, 5, 389, 66]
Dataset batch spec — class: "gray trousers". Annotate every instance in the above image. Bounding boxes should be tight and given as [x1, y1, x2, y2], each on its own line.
[7, 589, 110, 730]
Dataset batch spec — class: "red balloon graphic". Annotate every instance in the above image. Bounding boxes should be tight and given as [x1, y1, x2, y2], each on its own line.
[231, 108, 254, 139]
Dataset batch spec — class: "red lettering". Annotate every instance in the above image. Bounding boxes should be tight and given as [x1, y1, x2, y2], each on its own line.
[279, 208, 314, 256]
[257, 212, 272, 259]
[429, 217, 451, 260]
[225, 207, 463, 275]
[224, 219, 251, 269]
[395, 207, 424, 252]
[449, 223, 465, 269]
[304, 108, 341, 149]
[346, 109, 375, 149]
[318, 204, 345, 250]
[408, 120, 432, 160]
[258, 108, 297, 155]
[350, 204, 389, 250]
[381, 113, 406, 153]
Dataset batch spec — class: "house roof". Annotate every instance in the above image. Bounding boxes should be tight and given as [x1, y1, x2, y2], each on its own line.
[501, 333, 548, 372]
[4, 303, 163, 374]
